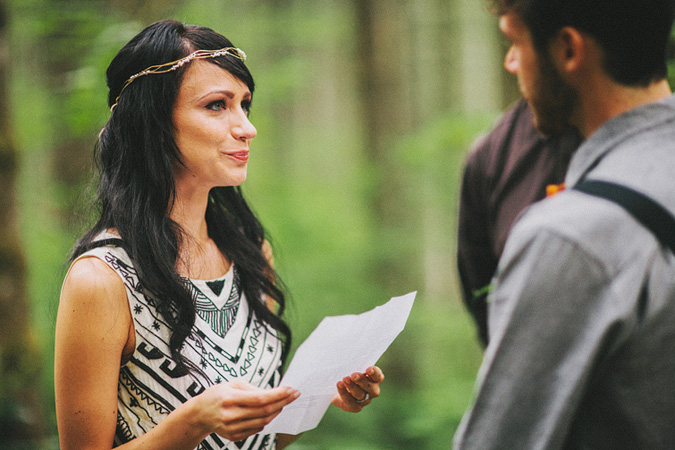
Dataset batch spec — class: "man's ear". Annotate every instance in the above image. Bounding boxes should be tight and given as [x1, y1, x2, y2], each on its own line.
[549, 26, 586, 74]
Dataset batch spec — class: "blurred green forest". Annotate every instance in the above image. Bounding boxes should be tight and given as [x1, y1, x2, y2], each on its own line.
[2, 0, 673, 449]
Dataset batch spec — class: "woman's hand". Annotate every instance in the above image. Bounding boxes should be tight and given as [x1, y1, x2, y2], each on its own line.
[195, 381, 300, 442]
[332, 366, 384, 412]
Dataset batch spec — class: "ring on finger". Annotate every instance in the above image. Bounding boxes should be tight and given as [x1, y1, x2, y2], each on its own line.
[355, 392, 370, 404]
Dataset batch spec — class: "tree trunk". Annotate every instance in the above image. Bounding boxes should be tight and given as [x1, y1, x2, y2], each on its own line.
[0, 0, 46, 441]
[352, 0, 417, 294]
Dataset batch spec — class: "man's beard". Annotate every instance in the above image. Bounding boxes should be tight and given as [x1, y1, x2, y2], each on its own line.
[529, 51, 578, 136]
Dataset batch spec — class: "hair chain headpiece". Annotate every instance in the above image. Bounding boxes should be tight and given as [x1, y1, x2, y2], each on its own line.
[110, 47, 247, 112]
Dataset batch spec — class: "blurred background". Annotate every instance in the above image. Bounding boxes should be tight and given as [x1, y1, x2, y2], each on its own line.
[1, 0, 672, 449]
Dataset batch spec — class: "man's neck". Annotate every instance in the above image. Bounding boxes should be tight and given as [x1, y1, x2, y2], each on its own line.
[577, 78, 672, 137]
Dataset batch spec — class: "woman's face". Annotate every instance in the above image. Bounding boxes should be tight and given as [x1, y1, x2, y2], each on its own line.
[172, 60, 257, 195]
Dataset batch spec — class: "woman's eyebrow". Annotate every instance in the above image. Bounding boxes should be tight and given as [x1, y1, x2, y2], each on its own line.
[197, 89, 251, 102]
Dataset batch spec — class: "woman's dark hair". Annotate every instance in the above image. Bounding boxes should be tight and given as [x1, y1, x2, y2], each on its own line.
[72, 19, 291, 375]
[490, 0, 675, 87]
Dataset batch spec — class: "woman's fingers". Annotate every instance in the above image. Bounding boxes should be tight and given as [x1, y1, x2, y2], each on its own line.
[342, 375, 369, 403]
[347, 366, 383, 399]
[225, 383, 299, 409]
[365, 366, 385, 384]
[335, 379, 364, 412]
[333, 366, 385, 412]
[215, 407, 284, 441]
[208, 383, 299, 441]
[247, 388, 300, 420]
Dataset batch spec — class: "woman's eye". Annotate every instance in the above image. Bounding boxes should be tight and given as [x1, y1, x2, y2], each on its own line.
[206, 100, 226, 111]
[242, 100, 252, 115]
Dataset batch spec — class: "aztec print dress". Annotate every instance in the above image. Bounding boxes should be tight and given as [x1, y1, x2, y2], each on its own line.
[77, 239, 283, 450]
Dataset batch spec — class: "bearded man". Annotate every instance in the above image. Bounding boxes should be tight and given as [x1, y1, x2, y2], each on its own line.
[454, 0, 675, 448]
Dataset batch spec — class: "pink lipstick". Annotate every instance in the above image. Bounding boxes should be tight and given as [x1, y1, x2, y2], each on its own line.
[227, 151, 249, 163]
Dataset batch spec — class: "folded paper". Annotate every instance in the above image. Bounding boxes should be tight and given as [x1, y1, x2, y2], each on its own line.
[264, 291, 416, 435]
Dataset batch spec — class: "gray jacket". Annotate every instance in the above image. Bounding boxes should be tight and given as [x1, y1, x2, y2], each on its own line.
[454, 94, 675, 449]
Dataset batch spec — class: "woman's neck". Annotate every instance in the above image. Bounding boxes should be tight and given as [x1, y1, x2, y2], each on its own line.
[170, 188, 230, 279]
[170, 183, 210, 240]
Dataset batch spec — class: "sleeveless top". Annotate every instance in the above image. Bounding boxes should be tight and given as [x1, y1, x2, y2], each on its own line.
[78, 239, 283, 450]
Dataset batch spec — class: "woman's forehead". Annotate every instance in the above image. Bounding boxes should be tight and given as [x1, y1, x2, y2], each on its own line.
[178, 60, 250, 98]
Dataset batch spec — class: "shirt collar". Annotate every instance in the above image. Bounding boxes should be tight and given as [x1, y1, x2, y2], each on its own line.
[565, 94, 675, 187]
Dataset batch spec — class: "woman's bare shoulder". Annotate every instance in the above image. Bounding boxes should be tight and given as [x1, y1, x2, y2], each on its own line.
[61, 256, 128, 312]
[67, 255, 122, 287]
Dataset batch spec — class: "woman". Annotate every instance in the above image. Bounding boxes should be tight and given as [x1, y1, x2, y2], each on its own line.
[55, 19, 383, 450]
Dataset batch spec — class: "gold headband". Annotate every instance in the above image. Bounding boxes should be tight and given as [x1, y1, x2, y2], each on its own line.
[110, 47, 247, 112]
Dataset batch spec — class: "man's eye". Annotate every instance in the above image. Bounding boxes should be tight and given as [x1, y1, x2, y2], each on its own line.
[207, 100, 226, 111]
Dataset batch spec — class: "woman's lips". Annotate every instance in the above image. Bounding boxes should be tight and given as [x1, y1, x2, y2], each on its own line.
[227, 150, 249, 163]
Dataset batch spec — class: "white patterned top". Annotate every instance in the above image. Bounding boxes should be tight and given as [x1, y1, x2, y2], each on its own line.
[78, 240, 283, 450]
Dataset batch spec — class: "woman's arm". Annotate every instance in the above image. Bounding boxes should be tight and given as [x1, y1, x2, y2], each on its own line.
[55, 257, 299, 450]
[55, 257, 136, 449]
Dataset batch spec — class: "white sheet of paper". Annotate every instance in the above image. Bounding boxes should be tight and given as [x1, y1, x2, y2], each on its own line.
[264, 291, 416, 435]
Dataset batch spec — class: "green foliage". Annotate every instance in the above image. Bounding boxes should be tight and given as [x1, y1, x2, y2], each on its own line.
[6, 0, 493, 448]
[265, 110, 493, 448]
[293, 297, 483, 450]
[669, 27, 675, 89]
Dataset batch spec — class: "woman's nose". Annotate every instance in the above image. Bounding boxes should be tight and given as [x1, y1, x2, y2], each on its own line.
[233, 112, 257, 140]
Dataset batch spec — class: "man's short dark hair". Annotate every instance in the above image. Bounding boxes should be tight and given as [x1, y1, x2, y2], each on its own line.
[490, 0, 675, 86]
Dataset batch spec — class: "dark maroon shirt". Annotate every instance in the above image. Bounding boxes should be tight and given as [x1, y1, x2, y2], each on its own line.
[457, 99, 582, 345]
